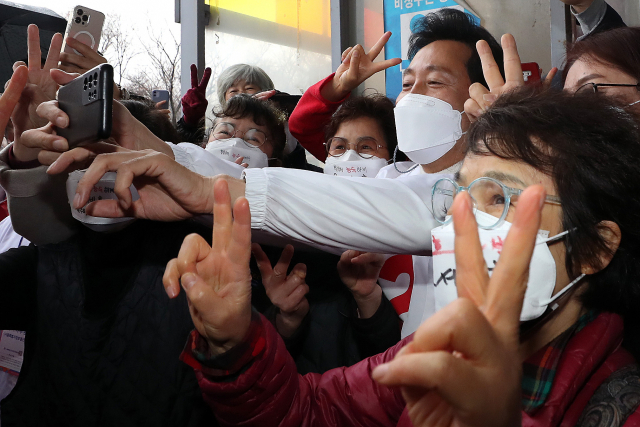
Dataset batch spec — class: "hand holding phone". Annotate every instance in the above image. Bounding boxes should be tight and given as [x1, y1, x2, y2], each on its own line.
[56, 64, 113, 147]
[152, 89, 171, 110]
[62, 6, 105, 56]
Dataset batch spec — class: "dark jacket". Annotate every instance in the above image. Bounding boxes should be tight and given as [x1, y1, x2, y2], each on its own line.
[0, 220, 217, 427]
[251, 247, 401, 375]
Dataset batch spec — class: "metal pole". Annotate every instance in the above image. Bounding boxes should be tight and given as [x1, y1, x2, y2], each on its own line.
[178, 0, 206, 97]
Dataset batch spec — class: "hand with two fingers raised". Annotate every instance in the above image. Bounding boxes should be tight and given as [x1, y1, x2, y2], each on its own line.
[163, 179, 253, 354]
[321, 32, 401, 102]
[252, 244, 310, 338]
[373, 185, 548, 427]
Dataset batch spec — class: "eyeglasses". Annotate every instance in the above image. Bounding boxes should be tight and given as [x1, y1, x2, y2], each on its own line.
[324, 137, 387, 159]
[209, 122, 268, 148]
[575, 82, 640, 94]
[431, 177, 561, 229]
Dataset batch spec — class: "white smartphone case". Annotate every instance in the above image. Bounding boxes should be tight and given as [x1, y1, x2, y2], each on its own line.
[62, 5, 105, 55]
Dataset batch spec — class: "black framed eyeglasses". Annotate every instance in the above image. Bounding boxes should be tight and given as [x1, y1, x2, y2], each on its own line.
[575, 82, 640, 94]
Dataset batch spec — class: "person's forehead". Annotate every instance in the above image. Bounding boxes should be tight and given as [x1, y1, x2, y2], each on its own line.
[565, 57, 637, 89]
[406, 40, 473, 77]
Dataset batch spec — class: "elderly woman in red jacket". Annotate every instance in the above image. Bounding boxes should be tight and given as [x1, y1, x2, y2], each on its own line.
[166, 87, 640, 427]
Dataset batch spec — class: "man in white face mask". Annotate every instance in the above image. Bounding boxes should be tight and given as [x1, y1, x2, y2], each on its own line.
[63, 9, 506, 338]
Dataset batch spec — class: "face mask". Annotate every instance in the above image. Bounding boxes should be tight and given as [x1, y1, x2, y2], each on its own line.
[324, 150, 389, 178]
[394, 94, 465, 165]
[66, 170, 139, 232]
[431, 211, 585, 321]
[205, 137, 269, 168]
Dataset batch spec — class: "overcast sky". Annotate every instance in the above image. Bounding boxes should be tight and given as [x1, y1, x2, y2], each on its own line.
[17, 0, 182, 76]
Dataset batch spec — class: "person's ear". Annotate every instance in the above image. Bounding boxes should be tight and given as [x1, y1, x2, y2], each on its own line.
[582, 220, 621, 275]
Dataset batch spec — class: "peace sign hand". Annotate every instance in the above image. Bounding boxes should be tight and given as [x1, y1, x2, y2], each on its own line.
[464, 34, 558, 122]
[181, 64, 212, 126]
[321, 32, 401, 102]
[373, 186, 547, 427]
[11, 24, 63, 161]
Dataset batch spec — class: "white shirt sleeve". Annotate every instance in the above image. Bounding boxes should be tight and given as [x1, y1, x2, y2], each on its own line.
[243, 168, 449, 255]
[170, 143, 245, 179]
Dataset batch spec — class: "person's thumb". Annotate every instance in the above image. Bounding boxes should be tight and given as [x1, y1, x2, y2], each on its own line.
[181, 272, 217, 314]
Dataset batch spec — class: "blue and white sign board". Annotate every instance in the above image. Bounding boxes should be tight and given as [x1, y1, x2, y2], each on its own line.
[383, 0, 480, 100]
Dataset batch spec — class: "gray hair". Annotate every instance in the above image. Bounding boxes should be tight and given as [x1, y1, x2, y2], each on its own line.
[216, 64, 275, 107]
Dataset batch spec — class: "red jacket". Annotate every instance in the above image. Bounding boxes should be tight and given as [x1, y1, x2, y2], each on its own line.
[288, 74, 349, 162]
[185, 312, 640, 427]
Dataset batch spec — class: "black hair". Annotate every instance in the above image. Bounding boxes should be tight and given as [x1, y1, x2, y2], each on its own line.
[120, 100, 181, 144]
[408, 8, 504, 87]
[324, 94, 399, 160]
[213, 94, 287, 165]
[468, 87, 640, 357]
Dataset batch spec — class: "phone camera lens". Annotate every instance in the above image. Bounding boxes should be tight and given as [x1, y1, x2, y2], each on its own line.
[77, 9, 83, 15]
[88, 82, 92, 89]
[75, 17, 81, 23]
[94, 72, 98, 81]
[88, 75, 93, 82]
[82, 15, 88, 21]
[93, 90, 97, 97]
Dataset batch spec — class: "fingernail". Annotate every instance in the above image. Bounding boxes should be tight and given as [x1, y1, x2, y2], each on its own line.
[475, 107, 484, 117]
[182, 273, 197, 290]
[166, 286, 178, 299]
[73, 193, 82, 209]
[371, 363, 389, 381]
[56, 117, 67, 128]
[353, 50, 359, 58]
[482, 94, 497, 103]
[52, 138, 67, 151]
[538, 191, 546, 210]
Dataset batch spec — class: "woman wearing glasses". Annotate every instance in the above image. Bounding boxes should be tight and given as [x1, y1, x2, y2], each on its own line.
[466, 27, 640, 121]
[563, 27, 640, 110]
[160, 88, 640, 426]
[321, 94, 398, 178]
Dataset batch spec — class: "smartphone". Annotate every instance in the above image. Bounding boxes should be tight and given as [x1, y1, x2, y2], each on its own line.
[521, 62, 542, 85]
[57, 64, 113, 147]
[62, 5, 105, 55]
[269, 91, 302, 117]
[152, 89, 171, 109]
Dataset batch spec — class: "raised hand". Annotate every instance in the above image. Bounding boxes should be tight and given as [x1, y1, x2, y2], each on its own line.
[464, 34, 525, 122]
[1, 66, 29, 140]
[11, 24, 63, 160]
[59, 36, 108, 75]
[337, 250, 385, 318]
[181, 64, 212, 125]
[321, 32, 401, 102]
[372, 186, 547, 427]
[252, 244, 309, 338]
[163, 179, 253, 354]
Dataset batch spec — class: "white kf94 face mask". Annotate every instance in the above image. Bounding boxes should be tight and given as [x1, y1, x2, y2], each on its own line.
[394, 94, 465, 165]
[430, 210, 585, 321]
[205, 137, 269, 169]
[323, 150, 389, 178]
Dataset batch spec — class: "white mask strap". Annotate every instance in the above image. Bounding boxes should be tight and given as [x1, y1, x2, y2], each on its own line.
[629, 99, 640, 107]
[538, 229, 570, 245]
[532, 273, 585, 308]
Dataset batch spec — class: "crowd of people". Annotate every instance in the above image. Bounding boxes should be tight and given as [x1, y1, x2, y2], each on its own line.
[1, 0, 640, 425]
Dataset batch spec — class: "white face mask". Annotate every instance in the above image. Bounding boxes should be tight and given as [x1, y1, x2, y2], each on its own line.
[323, 150, 389, 178]
[431, 210, 584, 321]
[66, 170, 139, 232]
[394, 94, 465, 165]
[205, 137, 269, 169]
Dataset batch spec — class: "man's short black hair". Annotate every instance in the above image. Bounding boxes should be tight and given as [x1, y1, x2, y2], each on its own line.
[408, 9, 504, 87]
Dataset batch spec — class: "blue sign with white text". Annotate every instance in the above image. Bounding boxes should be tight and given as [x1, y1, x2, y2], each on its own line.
[383, 0, 480, 100]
